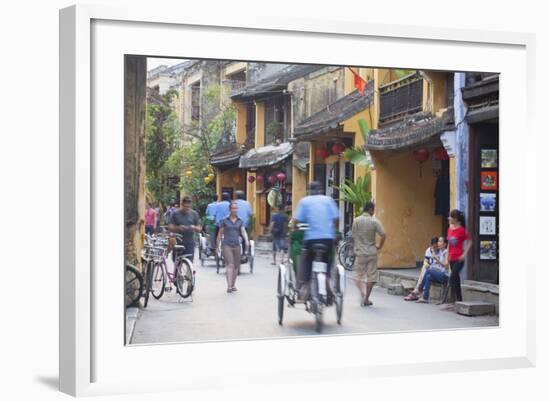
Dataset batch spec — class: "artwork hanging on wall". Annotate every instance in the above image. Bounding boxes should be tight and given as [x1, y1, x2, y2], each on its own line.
[479, 216, 497, 235]
[480, 193, 497, 212]
[481, 149, 498, 168]
[480, 240, 498, 260]
[481, 171, 498, 190]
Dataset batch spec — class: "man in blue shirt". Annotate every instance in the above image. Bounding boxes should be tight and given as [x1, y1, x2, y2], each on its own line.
[214, 192, 231, 241]
[294, 181, 339, 289]
[205, 194, 218, 221]
[234, 190, 252, 230]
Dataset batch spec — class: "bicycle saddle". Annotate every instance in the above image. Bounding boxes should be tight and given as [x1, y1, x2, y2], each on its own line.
[311, 243, 329, 253]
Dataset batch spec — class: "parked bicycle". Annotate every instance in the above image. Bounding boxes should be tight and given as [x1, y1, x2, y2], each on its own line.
[125, 263, 144, 308]
[337, 231, 355, 271]
[143, 233, 195, 306]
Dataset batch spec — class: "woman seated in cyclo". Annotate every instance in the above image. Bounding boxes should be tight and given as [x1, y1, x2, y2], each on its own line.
[404, 236, 449, 302]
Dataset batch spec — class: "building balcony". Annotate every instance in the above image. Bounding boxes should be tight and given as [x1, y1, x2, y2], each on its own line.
[379, 73, 423, 126]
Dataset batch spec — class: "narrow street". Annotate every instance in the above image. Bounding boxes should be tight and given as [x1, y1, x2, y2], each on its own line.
[129, 246, 498, 344]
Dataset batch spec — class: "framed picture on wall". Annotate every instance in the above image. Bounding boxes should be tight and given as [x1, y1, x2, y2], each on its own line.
[480, 192, 497, 212]
[480, 216, 497, 235]
[481, 171, 498, 190]
[481, 149, 498, 168]
[480, 240, 498, 260]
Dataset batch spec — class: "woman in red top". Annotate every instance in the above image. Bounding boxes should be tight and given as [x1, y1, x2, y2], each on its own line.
[446, 209, 472, 304]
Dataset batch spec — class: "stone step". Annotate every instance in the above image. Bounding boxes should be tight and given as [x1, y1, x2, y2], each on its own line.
[455, 301, 496, 316]
[387, 283, 405, 296]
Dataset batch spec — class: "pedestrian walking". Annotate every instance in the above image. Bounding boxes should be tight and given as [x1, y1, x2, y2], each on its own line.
[443, 209, 472, 308]
[351, 201, 386, 306]
[217, 201, 249, 293]
[270, 204, 288, 265]
[144, 203, 157, 236]
[167, 196, 202, 263]
[154, 203, 161, 233]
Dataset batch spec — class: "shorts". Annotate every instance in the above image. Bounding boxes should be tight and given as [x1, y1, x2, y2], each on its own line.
[355, 254, 378, 283]
[272, 237, 286, 252]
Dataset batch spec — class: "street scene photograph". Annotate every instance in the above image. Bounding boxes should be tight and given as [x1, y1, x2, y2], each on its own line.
[124, 56, 499, 345]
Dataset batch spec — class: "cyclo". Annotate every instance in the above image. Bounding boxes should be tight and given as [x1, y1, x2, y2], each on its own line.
[198, 216, 217, 266]
[276, 222, 346, 333]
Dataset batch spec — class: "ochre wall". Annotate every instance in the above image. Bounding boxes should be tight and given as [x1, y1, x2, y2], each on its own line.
[370, 150, 441, 268]
[291, 165, 307, 216]
[216, 168, 245, 200]
[235, 102, 247, 144]
[343, 106, 375, 182]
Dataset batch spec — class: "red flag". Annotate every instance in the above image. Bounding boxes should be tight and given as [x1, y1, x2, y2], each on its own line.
[348, 67, 367, 95]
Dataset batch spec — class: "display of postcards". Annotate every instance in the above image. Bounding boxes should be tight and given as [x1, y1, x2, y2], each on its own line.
[481, 171, 498, 190]
[479, 216, 496, 235]
[481, 149, 498, 168]
[480, 193, 497, 212]
[480, 240, 497, 260]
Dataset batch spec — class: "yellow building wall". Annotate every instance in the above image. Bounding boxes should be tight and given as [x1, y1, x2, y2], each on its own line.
[370, 150, 441, 268]
[291, 165, 307, 216]
[343, 105, 375, 182]
[235, 102, 247, 144]
[216, 168, 245, 200]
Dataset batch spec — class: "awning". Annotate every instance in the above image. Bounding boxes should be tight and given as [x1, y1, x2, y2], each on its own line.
[209, 143, 245, 167]
[365, 110, 454, 151]
[293, 81, 375, 141]
[466, 104, 499, 124]
[239, 142, 294, 169]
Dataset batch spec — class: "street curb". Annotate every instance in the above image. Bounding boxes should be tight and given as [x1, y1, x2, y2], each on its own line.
[126, 307, 141, 344]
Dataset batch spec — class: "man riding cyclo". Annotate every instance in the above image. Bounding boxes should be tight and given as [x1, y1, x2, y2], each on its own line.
[202, 194, 219, 251]
[293, 181, 340, 300]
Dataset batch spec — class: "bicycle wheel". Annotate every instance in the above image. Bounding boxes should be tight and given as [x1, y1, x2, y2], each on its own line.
[341, 243, 355, 271]
[277, 268, 284, 325]
[311, 275, 323, 333]
[125, 264, 143, 308]
[176, 259, 194, 298]
[143, 260, 153, 308]
[151, 261, 166, 300]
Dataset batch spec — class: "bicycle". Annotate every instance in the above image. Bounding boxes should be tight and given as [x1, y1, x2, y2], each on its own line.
[146, 233, 196, 301]
[337, 232, 355, 271]
[125, 263, 144, 308]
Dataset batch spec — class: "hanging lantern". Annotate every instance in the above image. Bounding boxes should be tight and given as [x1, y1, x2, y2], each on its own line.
[185, 170, 193, 178]
[256, 175, 264, 183]
[232, 174, 241, 184]
[208, 173, 215, 179]
[276, 172, 286, 181]
[248, 175, 256, 183]
[204, 177, 211, 184]
[413, 149, 430, 177]
[433, 146, 449, 161]
[267, 175, 275, 184]
[316, 147, 329, 159]
[331, 143, 346, 155]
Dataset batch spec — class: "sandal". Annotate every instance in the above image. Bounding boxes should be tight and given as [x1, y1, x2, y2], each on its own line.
[231, 287, 238, 292]
[417, 298, 428, 303]
[404, 293, 419, 301]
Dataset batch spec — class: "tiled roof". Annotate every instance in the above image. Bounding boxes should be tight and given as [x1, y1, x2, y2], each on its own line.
[293, 81, 375, 140]
[239, 142, 294, 169]
[231, 64, 326, 100]
[365, 110, 454, 151]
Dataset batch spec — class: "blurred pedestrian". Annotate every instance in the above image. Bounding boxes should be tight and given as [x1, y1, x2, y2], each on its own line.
[351, 201, 386, 306]
[270, 204, 288, 265]
[144, 203, 156, 236]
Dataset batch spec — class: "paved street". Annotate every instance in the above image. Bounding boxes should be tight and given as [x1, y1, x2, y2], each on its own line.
[129, 247, 498, 344]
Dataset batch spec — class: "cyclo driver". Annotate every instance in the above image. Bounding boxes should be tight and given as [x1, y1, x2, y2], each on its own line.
[293, 181, 339, 299]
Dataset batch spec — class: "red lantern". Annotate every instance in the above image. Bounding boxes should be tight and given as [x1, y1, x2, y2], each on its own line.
[267, 175, 275, 184]
[413, 149, 430, 177]
[248, 175, 256, 183]
[276, 172, 286, 181]
[413, 149, 430, 162]
[331, 143, 345, 155]
[433, 147, 449, 161]
[256, 175, 264, 183]
[316, 147, 329, 159]
[232, 174, 241, 184]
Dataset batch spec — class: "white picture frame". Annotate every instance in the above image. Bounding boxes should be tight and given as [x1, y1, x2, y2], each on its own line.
[480, 216, 497, 235]
[59, 4, 536, 397]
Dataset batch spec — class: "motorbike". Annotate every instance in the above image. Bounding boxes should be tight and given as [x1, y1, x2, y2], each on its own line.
[277, 224, 345, 333]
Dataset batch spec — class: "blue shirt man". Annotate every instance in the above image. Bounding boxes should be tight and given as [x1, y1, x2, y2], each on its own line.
[205, 197, 218, 221]
[294, 191, 339, 241]
[215, 194, 231, 227]
[234, 191, 252, 229]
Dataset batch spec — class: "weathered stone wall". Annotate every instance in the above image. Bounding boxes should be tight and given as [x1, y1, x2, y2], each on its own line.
[288, 67, 345, 129]
[247, 62, 289, 84]
[125, 55, 147, 268]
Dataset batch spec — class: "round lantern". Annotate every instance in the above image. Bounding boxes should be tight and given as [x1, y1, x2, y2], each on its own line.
[267, 175, 275, 184]
[185, 170, 193, 177]
[256, 175, 264, 183]
[248, 175, 256, 183]
[276, 172, 286, 181]
[232, 174, 241, 184]
[433, 147, 449, 161]
[204, 177, 211, 184]
[412, 149, 430, 177]
[316, 147, 329, 159]
[331, 143, 346, 155]
[208, 173, 215, 179]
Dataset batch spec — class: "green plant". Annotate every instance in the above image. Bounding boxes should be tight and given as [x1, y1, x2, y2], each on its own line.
[336, 175, 372, 218]
[343, 118, 371, 165]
